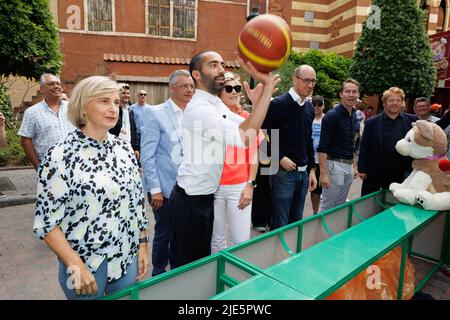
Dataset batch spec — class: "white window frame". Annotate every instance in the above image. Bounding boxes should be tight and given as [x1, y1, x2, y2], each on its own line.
[84, 0, 116, 32]
[145, 0, 197, 40]
[246, 0, 269, 16]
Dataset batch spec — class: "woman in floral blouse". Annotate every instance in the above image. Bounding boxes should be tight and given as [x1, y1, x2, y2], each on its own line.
[33, 76, 149, 299]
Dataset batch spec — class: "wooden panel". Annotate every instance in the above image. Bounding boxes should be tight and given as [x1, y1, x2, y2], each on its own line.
[128, 81, 169, 105]
[88, 0, 113, 31]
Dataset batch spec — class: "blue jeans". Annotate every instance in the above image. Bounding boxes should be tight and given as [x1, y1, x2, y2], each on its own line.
[58, 256, 138, 300]
[151, 196, 178, 276]
[269, 169, 308, 230]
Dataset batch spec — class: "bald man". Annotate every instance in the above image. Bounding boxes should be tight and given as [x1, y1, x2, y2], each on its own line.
[261, 65, 318, 230]
[130, 89, 150, 152]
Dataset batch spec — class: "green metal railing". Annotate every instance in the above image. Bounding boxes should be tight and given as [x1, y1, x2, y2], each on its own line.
[103, 190, 449, 300]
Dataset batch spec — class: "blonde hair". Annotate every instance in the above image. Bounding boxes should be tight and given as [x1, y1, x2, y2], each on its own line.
[382, 87, 405, 105]
[224, 71, 241, 82]
[68, 76, 122, 128]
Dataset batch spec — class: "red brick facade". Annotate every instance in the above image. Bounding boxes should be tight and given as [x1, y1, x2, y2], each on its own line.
[56, 0, 263, 102]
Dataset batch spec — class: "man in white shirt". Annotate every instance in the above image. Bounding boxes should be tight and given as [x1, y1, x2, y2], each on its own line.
[18, 73, 75, 169]
[168, 51, 278, 267]
[413, 97, 440, 122]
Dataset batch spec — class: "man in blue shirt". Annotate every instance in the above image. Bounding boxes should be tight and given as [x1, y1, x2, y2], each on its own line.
[130, 89, 150, 152]
[317, 78, 359, 213]
[262, 65, 317, 230]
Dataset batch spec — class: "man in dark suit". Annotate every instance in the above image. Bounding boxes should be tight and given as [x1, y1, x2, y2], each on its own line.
[109, 84, 139, 159]
[358, 87, 416, 196]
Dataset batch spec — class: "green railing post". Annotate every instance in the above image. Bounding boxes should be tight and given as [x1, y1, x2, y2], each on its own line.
[279, 232, 295, 256]
[347, 203, 354, 229]
[397, 239, 410, 300]
[296, 224, 303, 254]
[216, 256, 226, 294]
[441, 211, 450, 266]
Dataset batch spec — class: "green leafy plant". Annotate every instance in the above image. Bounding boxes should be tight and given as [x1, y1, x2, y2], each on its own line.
[350, 0, 435, 108]
[0, 81, 12, 122]
[276, 50, 352, 109]
[0, 0, 63, 80]
[0, 127, 30, 167]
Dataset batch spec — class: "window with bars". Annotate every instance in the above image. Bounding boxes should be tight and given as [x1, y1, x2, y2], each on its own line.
[87, 0, 113, 31]
[148, 0, 196, 38]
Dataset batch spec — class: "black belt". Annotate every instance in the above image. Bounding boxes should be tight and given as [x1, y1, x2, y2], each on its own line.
[327, 157, 353, 165]
[174, 183, 186, 195]
[174, 183, 215, 200]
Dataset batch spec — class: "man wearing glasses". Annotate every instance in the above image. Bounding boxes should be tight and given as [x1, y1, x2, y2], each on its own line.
[141, 70, 195, 276]
[262, 65, 317, 230]
[130, 90, 150, 152]
[19, 73, 75, 169]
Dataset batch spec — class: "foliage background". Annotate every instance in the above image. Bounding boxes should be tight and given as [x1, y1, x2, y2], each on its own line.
[350, 0, 435, 108]
[277, 50, 352, 110]
[0, 128, 29, 166]
[0, 0, 62, 80]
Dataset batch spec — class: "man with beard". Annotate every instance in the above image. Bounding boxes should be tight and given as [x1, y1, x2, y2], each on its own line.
[109, 83, 139, 160]
[168, 51, 279, 267]
[19, 73, 76, 169]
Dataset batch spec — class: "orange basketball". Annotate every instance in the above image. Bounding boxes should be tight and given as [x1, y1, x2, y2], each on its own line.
[238, 14, 292, 73]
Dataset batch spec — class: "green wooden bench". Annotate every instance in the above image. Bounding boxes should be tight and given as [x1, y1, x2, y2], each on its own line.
[258, 203, 442, 300]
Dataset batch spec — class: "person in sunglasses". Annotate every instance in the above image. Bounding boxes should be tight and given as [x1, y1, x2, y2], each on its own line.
[310, 95, 325, 215]
[168, 51, 279, 268]
[211, 73, 262, 253]
[130, 90, 150, 152]
[262, 65, 317, 230]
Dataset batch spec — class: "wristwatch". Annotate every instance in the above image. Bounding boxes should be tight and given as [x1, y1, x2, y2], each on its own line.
[247, 179, 257, 188]
[139, 235, 149, 244]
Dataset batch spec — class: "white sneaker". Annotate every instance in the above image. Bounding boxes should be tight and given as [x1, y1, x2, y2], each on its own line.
[253, 226, 266, 233]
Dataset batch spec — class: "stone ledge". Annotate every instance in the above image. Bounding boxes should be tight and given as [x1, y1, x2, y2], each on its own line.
[0, 195, 36, 208]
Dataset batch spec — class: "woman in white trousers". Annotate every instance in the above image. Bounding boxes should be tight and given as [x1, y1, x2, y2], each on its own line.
[211, 74, 260, 253]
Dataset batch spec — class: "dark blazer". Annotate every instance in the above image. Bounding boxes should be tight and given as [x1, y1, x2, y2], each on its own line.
[262, 92, 315, 170]
[358, 112, 416, 178]
[109, 106, 138, 151]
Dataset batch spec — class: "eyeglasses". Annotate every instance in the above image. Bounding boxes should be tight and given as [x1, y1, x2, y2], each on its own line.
[122, 83, 130, 89]
[314, 104, 324, 108]
[139, 93, 147, 96]
[175, 84, 195, 90]
[224, 85, 242, 93]
[46, 81, 61, 87]
[295, 76, 317, 86]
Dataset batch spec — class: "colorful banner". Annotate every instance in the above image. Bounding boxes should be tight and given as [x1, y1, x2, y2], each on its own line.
[431, 31, 450, 88]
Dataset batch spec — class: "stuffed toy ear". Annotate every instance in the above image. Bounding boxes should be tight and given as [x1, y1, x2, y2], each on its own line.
[415, 120, 434, 140]
[439, 159, 450, 173]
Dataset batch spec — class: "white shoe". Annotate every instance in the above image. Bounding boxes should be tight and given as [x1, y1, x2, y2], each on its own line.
[253, 226, 266, 233]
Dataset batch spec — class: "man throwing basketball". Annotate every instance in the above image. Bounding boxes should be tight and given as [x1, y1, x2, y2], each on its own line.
[168, 51, 279, 267]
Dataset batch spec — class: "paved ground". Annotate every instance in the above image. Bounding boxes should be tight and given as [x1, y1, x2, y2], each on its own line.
[0, 167, 449, 300]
